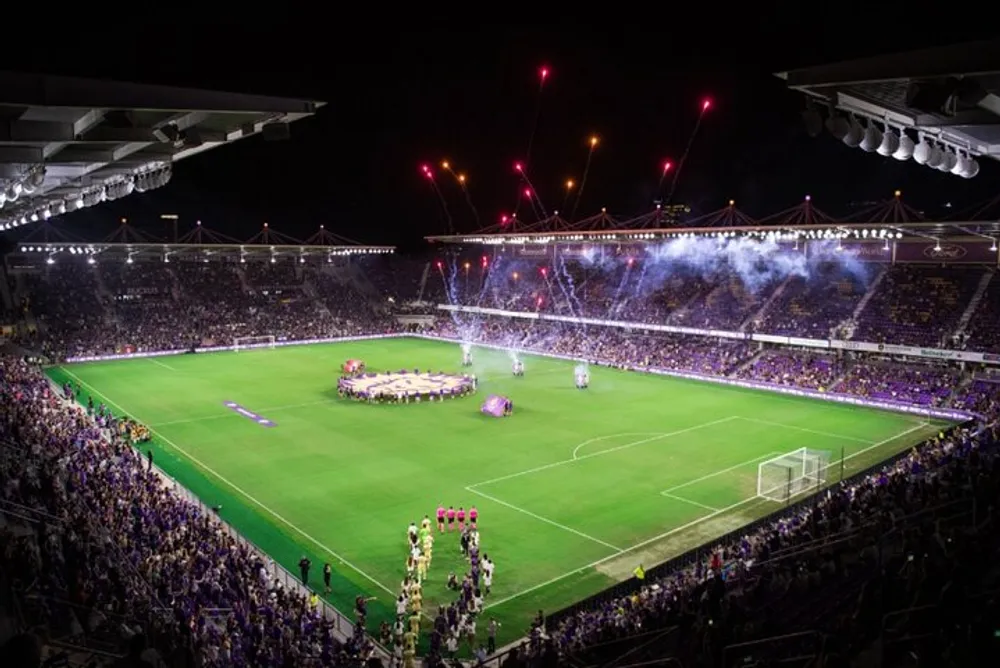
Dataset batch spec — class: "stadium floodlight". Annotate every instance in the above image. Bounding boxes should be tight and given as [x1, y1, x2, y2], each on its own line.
[912, 135, 933, 165]
[877, 125, 900, 156]
[842, 117, 864, 147]
[893, 131, 915, 161]
[825, 113, 850, 140]
[859, 120, 882, 152]
[936, 147, 958, 173]
[757, 448, 830, 503]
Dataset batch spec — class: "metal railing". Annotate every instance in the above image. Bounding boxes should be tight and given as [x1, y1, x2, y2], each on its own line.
[723, 630, 822, 668]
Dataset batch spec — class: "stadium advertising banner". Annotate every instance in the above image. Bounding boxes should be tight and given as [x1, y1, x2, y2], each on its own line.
[63, 333, 402, 363]
[438, 304, 1000, 366]
[516, 246, 551, 258]
[416, 333, 977, 423]
[895, 241, 999, 264]
[808, 241, 891, 262]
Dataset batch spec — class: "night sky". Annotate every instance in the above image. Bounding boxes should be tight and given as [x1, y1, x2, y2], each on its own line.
[10, 18, 1000, 249]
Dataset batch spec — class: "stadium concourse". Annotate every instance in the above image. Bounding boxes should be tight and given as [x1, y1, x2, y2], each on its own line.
[0, 235, 999, 668]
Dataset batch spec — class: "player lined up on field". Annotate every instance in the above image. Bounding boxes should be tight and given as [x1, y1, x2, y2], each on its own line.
[388, 504, 498, 665]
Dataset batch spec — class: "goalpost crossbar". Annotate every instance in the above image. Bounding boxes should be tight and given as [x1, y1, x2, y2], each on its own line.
[756, 447, 831, 503]
[233, 335, 277, 352]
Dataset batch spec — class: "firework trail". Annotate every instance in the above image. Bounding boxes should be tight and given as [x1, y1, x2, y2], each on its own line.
[569, 136, 598, 222]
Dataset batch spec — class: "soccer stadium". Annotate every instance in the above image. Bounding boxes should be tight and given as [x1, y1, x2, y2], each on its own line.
[2, 41, 1000, 668]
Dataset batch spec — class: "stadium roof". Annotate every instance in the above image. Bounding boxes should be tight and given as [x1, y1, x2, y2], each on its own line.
[777, 40, 1000, 172]
[0, 71, 324, 230]
[7, 241, 393, 263]
[426, 220, 1000, 246]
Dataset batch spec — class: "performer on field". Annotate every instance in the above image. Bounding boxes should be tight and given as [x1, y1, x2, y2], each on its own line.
[512, 359, 524, 376]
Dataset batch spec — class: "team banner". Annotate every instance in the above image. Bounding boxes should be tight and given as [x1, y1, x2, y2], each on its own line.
[894, 241, 999, 264]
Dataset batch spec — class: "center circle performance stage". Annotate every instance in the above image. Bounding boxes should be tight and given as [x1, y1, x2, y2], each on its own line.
[338, 369, 476, 403]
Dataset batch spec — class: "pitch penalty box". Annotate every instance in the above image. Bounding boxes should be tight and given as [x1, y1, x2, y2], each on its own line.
[464, 418, 755, 538]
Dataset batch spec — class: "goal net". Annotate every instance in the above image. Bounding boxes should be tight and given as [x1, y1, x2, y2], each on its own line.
[233, 335, 277, 352]
[757, 448, 831, 503]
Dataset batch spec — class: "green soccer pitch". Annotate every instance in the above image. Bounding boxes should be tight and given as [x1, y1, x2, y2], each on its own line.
[46, 337, 951, 647]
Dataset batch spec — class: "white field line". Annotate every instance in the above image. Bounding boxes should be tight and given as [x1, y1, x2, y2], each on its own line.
[59, 368, 399, 599]
[482, 494, 761, 611]
[465, 486, 623, 552]
[467, 416, 741, 489]
[660, 492, 720, 512]
[736, 416, 872, 444]
[483, 420, 934, 611]
[150, 399, 338, 427]
[572, 433, 669, 460]
[661, 451, 783, 494]
[149, 358, 177, 371]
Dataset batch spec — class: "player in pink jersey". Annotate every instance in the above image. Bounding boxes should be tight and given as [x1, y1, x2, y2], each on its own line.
[436, 505, 446, 532]
[469, 506, 478, 527]
[457, 507, 466, 531]
[446, 506, 456, 531]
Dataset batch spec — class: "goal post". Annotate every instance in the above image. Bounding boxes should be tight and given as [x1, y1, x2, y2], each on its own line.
[233, 335, 277, 352]
[757, 448, 831, 503]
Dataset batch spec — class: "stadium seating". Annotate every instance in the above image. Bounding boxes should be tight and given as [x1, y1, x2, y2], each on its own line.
[755, 263, 868, 337]
[963, 275, 1000, 352]
[852, 266, 984, 346]
[4, 256, 1000, 668]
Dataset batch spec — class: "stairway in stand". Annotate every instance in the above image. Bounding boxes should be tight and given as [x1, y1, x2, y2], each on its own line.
[951, 269, 994, 340]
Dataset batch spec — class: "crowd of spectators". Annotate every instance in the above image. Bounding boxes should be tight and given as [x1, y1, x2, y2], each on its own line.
[0, 358, 379, 667]
[755, 265, 868, 338]
[13, 259, 1000, 362]
[852, 266, 983, 347]
[837, 362, 961, 407]
[962, 277, 1000, 353]
[733, 352, 839, 390]
[14, 261, 398, 361]
[430, 316, 995, 415]
[3, 256, 1000, 667]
